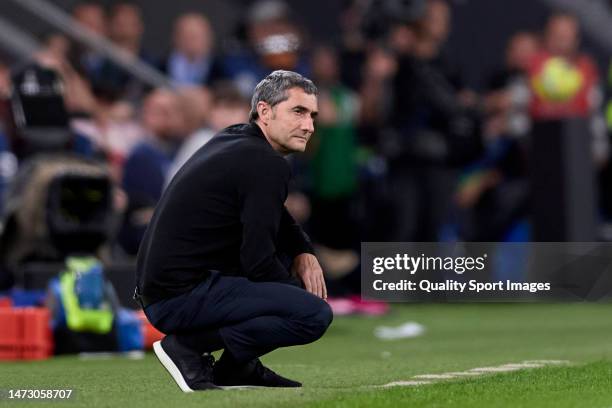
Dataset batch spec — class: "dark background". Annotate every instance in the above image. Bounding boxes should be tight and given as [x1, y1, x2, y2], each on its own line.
[0, 0, 609, 90]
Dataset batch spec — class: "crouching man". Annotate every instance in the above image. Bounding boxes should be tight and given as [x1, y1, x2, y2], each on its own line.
[135, 70, 332, 391]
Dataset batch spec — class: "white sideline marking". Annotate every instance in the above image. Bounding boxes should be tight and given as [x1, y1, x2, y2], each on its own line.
[504, 363, 546, 368]
[522, 360, 570, 365]
[444, 371, 485, 376]
[469, 367, 521, 373]
[413, 374, 458, 379]
[381, 380, 432, 387]
[469, 365, 535, 373]
[377, 360, 570, 388]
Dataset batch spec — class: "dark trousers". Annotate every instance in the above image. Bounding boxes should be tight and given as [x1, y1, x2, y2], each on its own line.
[143, 271, 333, 363]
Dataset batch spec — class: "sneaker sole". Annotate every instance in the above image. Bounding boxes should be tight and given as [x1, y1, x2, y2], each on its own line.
[153, 340, 194, 393]
[216, 384, 301, 389]
[217, 385, 264, 390]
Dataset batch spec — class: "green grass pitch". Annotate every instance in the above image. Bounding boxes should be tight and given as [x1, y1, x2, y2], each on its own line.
[2, 303, 612, 407]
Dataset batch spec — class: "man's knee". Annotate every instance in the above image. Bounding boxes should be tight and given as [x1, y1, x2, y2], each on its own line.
[305, 300, 333, 341]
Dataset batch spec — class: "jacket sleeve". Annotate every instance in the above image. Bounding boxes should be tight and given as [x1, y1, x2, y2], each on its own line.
[236, 152, 292, 281]
[278, 206, 315, 259]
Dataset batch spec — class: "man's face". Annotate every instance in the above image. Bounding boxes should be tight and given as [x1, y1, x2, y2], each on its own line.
[423, 0, 450, 43]
[506, 33, 539, 71]
[545, 16, 579, 57]
[211, 103, 249, 131]
[110, 5, 143, 44]
[259, 87, 318, 154]
[73, 5, 107, 36]
[174, 16, 213, 59]
[142, 91, 186, 140]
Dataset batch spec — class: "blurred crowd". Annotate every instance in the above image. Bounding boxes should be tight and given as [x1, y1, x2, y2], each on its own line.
[0, 0, 611, 295]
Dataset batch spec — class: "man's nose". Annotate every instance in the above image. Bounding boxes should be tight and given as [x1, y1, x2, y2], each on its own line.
[301, 118, 314, 134]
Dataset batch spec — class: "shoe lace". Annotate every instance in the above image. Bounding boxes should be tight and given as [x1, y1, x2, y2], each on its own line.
[201, 354, 215, 375]
[185, 354, 215, 388]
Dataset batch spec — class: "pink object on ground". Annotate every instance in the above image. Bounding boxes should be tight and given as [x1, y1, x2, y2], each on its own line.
[348, 295, 390, 316]
[326, 297, 356, 316]
[327, 295, 390, 316]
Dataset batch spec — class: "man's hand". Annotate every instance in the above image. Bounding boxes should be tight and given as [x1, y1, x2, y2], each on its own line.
[292, 253, 327, 300]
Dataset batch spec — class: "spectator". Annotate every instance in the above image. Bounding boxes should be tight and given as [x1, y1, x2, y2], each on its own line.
[72, 2, 107, 37]
[206, 83, 250, 131]
[483, 32, 539, 137]
[527, 13, 600, 120]
[166, 82, 250, 184]
[34, 50, 146, 182]
[41, 33, 72, 62]
[413, 0, 450, 60]
[177, 86, 213, 136]
[161, 13, 225, 87]
[70, 2, 108, 86]
[488, 32, 540, 91]
[386, 0, 482, 241]
[337, 0, 369, 92]
[308, 45, 360, 249]
[108, 2, 145, 57]
[98, 2, 159, 102]
[336, 0, 424, 91]
[305, 45, 363, 297]
[454, 33, 537, 241]
[70, 96, 146, 183]
[119, 89, 187, 255]
[223, 0, 310, 96]
[358, 45, 397, 137]
[163, 85, 213, 184]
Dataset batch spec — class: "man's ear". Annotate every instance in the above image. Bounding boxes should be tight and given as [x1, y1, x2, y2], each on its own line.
[257, 101, 271, 125]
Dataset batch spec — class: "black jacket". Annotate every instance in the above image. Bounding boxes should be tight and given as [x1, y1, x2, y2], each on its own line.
[135, 123, 313, 304]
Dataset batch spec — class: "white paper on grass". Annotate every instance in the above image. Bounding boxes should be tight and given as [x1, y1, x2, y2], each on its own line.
[374, 322, 425, 340]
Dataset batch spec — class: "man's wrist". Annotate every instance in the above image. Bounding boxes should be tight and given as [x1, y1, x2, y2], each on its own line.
[294, 252, 316, 261]
[291, 252, 316, 277]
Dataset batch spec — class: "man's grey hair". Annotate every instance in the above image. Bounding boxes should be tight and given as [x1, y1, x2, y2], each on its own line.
[249, 70, 318, 122]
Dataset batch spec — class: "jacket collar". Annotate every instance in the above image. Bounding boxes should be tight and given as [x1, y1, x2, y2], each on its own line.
[246, 121, 288, 156]
[247, 121, 267, 141]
